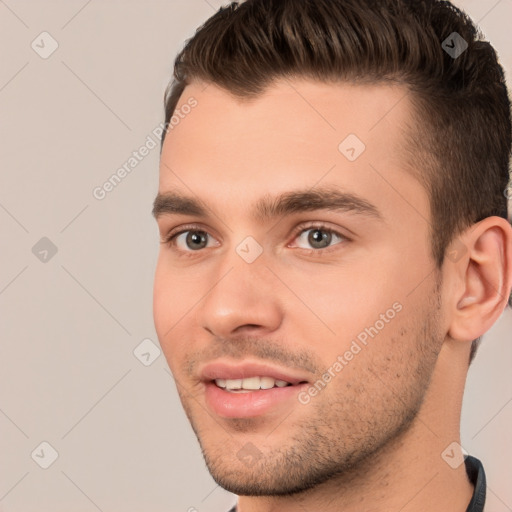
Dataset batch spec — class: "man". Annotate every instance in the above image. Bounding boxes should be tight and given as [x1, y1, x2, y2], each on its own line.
[152, 0, 512, 510]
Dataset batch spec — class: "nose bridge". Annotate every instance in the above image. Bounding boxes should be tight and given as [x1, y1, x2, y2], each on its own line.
[211, 233, 269, 298]
[198, 240, 282, 336]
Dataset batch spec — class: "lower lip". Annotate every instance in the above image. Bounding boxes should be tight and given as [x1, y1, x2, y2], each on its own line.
[204, 381, 308, 418]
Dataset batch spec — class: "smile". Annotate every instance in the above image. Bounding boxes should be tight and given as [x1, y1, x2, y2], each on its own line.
[199, 360, 312, 418]
[214, 376, 293, 392]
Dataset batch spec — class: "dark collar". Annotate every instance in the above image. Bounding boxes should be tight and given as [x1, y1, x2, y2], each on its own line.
[464, 455, 486, 512]
[226, 455, 487, 512]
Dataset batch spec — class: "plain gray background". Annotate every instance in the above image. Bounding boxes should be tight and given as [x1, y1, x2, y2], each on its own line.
[0, 1, 511, 511]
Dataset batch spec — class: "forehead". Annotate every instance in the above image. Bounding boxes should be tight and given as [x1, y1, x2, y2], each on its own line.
[157, 79, 429, 228]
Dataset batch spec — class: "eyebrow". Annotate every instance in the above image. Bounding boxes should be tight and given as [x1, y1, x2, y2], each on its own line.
[152, 186, 383, 223]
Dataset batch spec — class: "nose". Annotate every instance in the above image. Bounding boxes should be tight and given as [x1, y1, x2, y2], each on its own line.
[198, 249, 283, 339]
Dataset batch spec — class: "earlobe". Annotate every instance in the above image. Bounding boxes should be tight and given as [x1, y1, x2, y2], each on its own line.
[448, 217, 512, 342]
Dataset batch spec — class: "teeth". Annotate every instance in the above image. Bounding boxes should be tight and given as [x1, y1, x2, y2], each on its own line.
[241, 376, 261, 390]
[214, 376, 292, 391]
[260, 376, 275, 389]
[225, 379, 242, 389]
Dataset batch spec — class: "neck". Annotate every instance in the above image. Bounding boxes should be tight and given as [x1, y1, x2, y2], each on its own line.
[237, 342, 474, 512]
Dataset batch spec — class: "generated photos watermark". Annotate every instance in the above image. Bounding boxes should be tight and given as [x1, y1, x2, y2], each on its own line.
[92, 96, 198, 201]
[298, 301, 403, 405]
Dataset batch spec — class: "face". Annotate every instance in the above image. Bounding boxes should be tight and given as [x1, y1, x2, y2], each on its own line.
[153, 79, 447, 496]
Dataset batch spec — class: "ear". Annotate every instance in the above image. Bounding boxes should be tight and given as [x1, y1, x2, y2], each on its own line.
[447, 216, 512, 342]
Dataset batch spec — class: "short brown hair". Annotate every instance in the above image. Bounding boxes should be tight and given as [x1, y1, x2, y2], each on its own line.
[161, 0, 511, 363]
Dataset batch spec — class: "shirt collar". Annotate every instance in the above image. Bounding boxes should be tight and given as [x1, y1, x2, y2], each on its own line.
[464, 455, 487, 512]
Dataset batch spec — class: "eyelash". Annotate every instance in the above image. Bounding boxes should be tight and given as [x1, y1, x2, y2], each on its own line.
[161, 223, 349, 258]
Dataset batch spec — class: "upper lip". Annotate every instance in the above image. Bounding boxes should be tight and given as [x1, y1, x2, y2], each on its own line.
[199, 360, 311, 385]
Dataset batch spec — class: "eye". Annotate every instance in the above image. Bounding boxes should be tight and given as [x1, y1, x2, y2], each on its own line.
[161, 223, 347, 255]
[163, 228, 219, 252]
[291, 225, 346, 251]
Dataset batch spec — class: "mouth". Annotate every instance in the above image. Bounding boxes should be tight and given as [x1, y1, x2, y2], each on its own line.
[199, 361, 311, 418]
[214, 376, 299, 392]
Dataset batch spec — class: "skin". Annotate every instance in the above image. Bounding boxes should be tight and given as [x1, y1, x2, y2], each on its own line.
[152, 79, 512, 512]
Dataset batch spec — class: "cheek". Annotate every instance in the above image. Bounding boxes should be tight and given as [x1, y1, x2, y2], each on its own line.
[280, 259, 405, 343]
[153, 253, 199, 312]
[153, 256, 210, 376]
